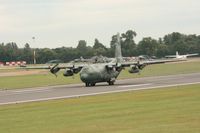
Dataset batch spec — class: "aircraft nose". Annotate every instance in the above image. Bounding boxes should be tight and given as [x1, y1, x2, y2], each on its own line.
[80, 73, 89, 82]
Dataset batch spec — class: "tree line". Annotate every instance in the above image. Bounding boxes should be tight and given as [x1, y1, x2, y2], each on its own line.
[0, 30, 199, 64]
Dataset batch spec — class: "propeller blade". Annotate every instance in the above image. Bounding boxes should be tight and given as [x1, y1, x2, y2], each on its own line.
[50, 63, 60, 77]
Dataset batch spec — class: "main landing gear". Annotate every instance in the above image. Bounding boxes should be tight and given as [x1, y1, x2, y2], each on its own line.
[107, 78, 115, 85]
[85, 83, 96, 87]
[107, 81, 114, 85]
[85, 79, 115, 87]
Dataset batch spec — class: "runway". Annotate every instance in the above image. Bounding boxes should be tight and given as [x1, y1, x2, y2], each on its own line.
[0, 73, 200, 105]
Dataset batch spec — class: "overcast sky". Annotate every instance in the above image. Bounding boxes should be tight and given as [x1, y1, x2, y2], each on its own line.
[0, 0, 200, 48]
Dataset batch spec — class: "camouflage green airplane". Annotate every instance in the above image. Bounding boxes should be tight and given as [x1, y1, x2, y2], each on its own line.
[24, 33, 180, 87]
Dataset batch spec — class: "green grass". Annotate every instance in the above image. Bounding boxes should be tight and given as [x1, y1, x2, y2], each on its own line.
[0, 68, 20, 72]
[0, 72, 81, 89]
[0, 61, 200, 89]
[0, 84, 200, 133]
[119, 61, 200, 79]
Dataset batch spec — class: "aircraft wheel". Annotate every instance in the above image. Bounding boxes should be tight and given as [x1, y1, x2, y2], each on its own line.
[85, 83, 89, 87]
[108, 81, 114, 85]
[91, 83, 96, 86]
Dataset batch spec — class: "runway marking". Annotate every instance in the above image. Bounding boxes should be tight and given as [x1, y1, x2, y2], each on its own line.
[12, 88, 53, 93]
[118, 83, 152, 88]
[0, 81, 200, 106]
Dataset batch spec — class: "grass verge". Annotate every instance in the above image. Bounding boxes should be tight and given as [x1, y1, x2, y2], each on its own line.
[0, 84, 200, 133]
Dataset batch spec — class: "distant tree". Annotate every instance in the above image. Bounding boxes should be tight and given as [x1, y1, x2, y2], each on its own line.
[0, 31, 199, 63]
[137, 37, 159, 56]
[77, 40, 87, 51]
[93, 39, 107, 55]
[121, 30, 137, 42]
[53, 47, 75, 62]
[4, 42, 19, 61]
[93, 39, 106, 49]
[156, 44, 169, 57]
[121, 30, 137, 56]
[163, 32, 183, 46]
[37, 48, 57, 63]
[22, 43, 33, 64]
[76, 40, 94, 58]
[163, 32, 186, 54]
[185, 34, 200, 53]
[162, 32, 199, 55]
[0, 43, 6, 62]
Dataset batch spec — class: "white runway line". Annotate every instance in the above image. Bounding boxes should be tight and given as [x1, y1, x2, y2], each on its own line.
[12, 88, 52, 93]
[118, 83, 152, 88]
[1, 82, 200, 106]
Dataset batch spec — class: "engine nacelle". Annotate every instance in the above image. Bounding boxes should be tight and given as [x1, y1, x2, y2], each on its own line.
[73, 67, 82, 74]
[63, 69, 74, 76]
[138, 64, 146, 70]
[129, 65, 140, 73]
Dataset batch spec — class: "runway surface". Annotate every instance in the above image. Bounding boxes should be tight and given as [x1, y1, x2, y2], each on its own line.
[0, 73, 200, 105]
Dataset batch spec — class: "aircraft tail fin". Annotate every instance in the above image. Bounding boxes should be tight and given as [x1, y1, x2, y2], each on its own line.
[115, 33, 123, 63]
[176, 51, 179, 58]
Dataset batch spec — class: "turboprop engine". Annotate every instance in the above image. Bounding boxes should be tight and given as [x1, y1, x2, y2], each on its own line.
[72, 66, 82, 74]
[129, 65, 140, 73]
[63, 66, 82, 77]
[63, 69, 73, 76]
[128, 62, 146, 74]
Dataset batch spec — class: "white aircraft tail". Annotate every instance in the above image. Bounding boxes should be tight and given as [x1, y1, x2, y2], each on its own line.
[166, 51, 198, 59]
[176, 51, 179, 58]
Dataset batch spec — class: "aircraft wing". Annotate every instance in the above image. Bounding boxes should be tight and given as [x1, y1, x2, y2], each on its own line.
[121, 58, 181, 67]
[111, 58, 183, 74]
[141, 58, 182, 64]
[186, 53, 199, 57]
[20, 63, 85, 69]
[20, 65, 51, 69]
[20, 63, 86, 76]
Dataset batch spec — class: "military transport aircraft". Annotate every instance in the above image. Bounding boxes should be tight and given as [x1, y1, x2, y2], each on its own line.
[23, 33, 180, 87]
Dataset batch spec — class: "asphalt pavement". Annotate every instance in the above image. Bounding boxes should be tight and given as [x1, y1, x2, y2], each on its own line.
[0, 73, 200, 105]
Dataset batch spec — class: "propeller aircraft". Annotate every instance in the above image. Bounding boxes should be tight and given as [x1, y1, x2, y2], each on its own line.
[23, 33, 181, 87]
[165, 51, 198, 60]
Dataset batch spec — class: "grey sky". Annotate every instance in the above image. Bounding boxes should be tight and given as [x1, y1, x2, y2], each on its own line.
[0, 0, 200, 48]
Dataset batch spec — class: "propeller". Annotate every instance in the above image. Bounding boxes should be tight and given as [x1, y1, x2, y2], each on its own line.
[137, 61, 147, 75]
[137, 61, 146, 70]
[129, 61, 147, 74]
[115, 62, 123, 72]
[50, 63, 60, 77]
[63, 64, 81, 78]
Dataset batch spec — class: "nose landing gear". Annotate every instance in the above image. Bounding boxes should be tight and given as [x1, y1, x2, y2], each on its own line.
[85, 83, 96, 87]
[107, 78, 115, 85]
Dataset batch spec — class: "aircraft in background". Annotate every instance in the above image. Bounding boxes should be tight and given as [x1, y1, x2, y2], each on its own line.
[165, 51, 198, 60]
[23, 33, 181, 87]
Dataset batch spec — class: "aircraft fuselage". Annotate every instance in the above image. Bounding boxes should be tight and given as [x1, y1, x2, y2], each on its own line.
[79, 64, 120, 86]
